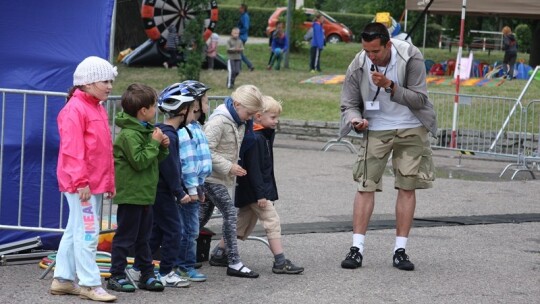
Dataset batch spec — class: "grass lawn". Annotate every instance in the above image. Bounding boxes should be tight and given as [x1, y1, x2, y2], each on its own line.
[113, 42, 538, 122]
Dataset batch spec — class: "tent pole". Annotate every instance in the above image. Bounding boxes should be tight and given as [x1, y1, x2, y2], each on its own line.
[450, 0, 467, 149]
[109, 0, 118, 62]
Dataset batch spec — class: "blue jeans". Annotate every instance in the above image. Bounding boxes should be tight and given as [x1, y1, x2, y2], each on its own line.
[176, 201, 200, 271]
[240, 39, 253, 69]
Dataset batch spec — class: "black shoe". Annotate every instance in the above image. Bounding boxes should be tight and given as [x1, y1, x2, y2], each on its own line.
[249, 66, 255, 72]
[393, 248, 415, 271]
[209, 254, 228, 267]
[341, 246, 363, 269]
[272, 259, 304, 274]
[226, 266, 259, 278]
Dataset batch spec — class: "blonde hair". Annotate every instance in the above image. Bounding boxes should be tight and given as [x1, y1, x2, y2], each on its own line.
[231, 84, 263, 113]
[262, 95, 282, 114]
[502, 26, 512, 35]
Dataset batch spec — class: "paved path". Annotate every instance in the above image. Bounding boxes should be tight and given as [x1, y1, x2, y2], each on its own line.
[1, 136, 539, 303]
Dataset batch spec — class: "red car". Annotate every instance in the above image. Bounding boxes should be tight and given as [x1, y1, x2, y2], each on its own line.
[266, 7, 353, 43]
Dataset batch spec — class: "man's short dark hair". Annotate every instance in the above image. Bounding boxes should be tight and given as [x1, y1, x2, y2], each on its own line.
[121, 83, 157, 117]
[361, 22, 390, 45]
[241, 4, 247, 11]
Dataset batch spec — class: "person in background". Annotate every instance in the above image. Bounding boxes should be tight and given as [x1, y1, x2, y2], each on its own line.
[267, 21, 283, 68]
[206, 33, 219, 70]
[164, 24, 179, 69]
[204, 85, 263, 278]
[309, 14, 325, 73]
[502, 26, 518, 80]
[235, 96, 304, 275]
[238, 4, 254, 71]
[226, 27, 244, 89]
[107, 83, 169, 293]
[339, 22, 436, 272]
[52, 56, 118, 302]
[267, 23, 288, 71]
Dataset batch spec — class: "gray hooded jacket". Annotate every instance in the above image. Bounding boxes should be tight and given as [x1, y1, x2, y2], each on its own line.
[340, 38, 437, 138]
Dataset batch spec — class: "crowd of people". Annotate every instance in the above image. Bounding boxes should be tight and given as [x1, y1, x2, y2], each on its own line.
[51, 18, 441, 302]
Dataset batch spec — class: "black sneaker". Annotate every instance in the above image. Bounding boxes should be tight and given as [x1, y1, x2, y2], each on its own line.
[209, 254, 228, 267]
[272, 259, 304, 274]
[341, 246, 363, 269]
[393, 248, 415, 271]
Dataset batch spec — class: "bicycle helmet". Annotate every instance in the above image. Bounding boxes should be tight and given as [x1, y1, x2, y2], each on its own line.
[158, 83, 196, 116]
[181, 80, 211, 98]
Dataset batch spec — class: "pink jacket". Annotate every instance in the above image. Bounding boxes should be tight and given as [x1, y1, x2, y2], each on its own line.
[57, 89, 115, 194]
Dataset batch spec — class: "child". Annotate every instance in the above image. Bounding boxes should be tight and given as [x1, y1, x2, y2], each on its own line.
[206, 33, 219, 70]
[309, 14, 325, 73]
[53, 56, 117, 302]
[176, 80, 213, 282]
[226, 27, 243, 89]
[204, 84, 263, 278]
[107, 83, 169, 293]
[127, 83, 196, 288]
[235, 96, 304, 274]
[164, 24, 179, 69]
[267, 22, 287, 71]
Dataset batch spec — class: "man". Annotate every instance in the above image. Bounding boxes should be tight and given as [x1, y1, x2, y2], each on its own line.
[339, 22, 437, 271]
[238, 4, 254, 71]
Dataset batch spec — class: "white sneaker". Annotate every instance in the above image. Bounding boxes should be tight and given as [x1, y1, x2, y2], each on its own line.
[126, 267, 140, 282]
[163, 62, 169, 69]
[157, 271, 190, 288]
[79, 286, 117, 302]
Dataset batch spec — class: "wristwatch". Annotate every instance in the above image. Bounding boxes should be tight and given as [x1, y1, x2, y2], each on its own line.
[384, 80, 394, 94]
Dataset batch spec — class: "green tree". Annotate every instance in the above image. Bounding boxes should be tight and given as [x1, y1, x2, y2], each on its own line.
[178, 0, 207, 81]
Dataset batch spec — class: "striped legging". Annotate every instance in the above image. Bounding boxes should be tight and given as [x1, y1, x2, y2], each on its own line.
[203, 182, 241, 265]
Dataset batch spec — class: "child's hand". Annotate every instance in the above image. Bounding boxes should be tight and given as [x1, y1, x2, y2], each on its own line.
[229, 164, 247, 176]
[152, 128, 164, 142]
[77, 185, 91, 202]
[189, 194, 199, 202]
[177, 194, 190, 204]
[198, 192, 205, 203]
[161, 134, 170, 148]
[105, 188, 116, 199]
[257, 198, 268, 208]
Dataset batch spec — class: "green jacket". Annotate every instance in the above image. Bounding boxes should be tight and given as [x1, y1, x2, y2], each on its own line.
[113, 112, 169, 205]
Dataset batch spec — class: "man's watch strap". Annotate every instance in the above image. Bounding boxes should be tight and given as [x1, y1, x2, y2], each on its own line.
[385, 80, 394, 94]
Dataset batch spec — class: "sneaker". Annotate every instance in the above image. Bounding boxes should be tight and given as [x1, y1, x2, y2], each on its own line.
[310, 69, 316, 73]
[249, 66, 255, 71]
[393, 248, 415, 271]
[272, 259, 304, 274]
[341, 246, 363, 269]
[266, 65, 272, 70]
[157, 271, 190, 288]
[178, 268, 207, 282]
[209, 254, 228, 267]
[106, 276, 136, 292]
[163, 62, 169, 69]
[126, 267, 140, 282]
[139, 276, 165, 291]
[79, 286, 117, 302]
[50, 279, 81, 295]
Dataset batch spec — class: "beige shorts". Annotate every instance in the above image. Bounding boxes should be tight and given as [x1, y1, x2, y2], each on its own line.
[236, 202, 281, 241]
[352, 127, 435, 192]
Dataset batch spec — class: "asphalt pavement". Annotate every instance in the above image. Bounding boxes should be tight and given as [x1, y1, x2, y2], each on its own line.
[1, 136, 539, 303]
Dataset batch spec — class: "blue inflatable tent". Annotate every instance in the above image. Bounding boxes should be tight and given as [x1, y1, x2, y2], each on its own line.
[0, 0, 115, 248]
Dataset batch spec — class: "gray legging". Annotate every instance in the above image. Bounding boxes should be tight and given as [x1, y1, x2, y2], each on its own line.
[203, 182, 241, 265]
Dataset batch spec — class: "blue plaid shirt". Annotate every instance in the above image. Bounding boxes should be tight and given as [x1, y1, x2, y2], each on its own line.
[178, 122, 212, 195]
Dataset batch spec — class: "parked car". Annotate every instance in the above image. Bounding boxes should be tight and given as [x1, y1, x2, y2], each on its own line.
[266, 7, 353, 43]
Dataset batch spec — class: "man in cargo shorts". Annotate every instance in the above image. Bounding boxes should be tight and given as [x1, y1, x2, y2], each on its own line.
[339, 22, 437, 271]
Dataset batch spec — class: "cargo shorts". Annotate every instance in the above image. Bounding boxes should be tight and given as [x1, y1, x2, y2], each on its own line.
[352, 127, 435, 192]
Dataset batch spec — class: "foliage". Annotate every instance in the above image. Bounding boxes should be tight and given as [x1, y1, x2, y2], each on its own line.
[515, 24, 532, 53]
[178, 0, 208, 80]
[113, 42, 536, 122]
[215, 5, 275, 37]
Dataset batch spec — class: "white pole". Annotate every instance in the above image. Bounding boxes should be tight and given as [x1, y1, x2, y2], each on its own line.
[109, 0, 117, 63]
[450, 0, 467, 149]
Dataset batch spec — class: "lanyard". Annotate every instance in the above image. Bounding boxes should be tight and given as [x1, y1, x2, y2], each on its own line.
[371, 64, 388, 101]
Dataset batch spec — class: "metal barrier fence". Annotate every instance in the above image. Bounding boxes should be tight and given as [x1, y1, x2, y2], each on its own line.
[1, 86, 538, 246]
[0, 90, 228, 245]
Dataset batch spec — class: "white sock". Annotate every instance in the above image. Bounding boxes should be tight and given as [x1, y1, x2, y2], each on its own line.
[352, 234, 365, 254]
[394, 236, 408, 252]
[229, 262, 252, 273]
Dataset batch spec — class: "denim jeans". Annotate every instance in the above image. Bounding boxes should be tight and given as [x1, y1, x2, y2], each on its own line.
[176, 200, 200, 271]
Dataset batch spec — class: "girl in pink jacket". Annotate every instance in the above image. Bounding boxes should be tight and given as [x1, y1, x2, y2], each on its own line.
[206, 33, 219, 70]
[52, 56, 117, 302]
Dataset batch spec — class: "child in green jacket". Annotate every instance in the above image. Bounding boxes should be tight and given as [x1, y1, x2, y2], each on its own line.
[107, 83, 169, 292]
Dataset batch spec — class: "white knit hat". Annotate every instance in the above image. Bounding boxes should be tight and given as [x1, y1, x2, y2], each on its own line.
[73, 56, 118, 86]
